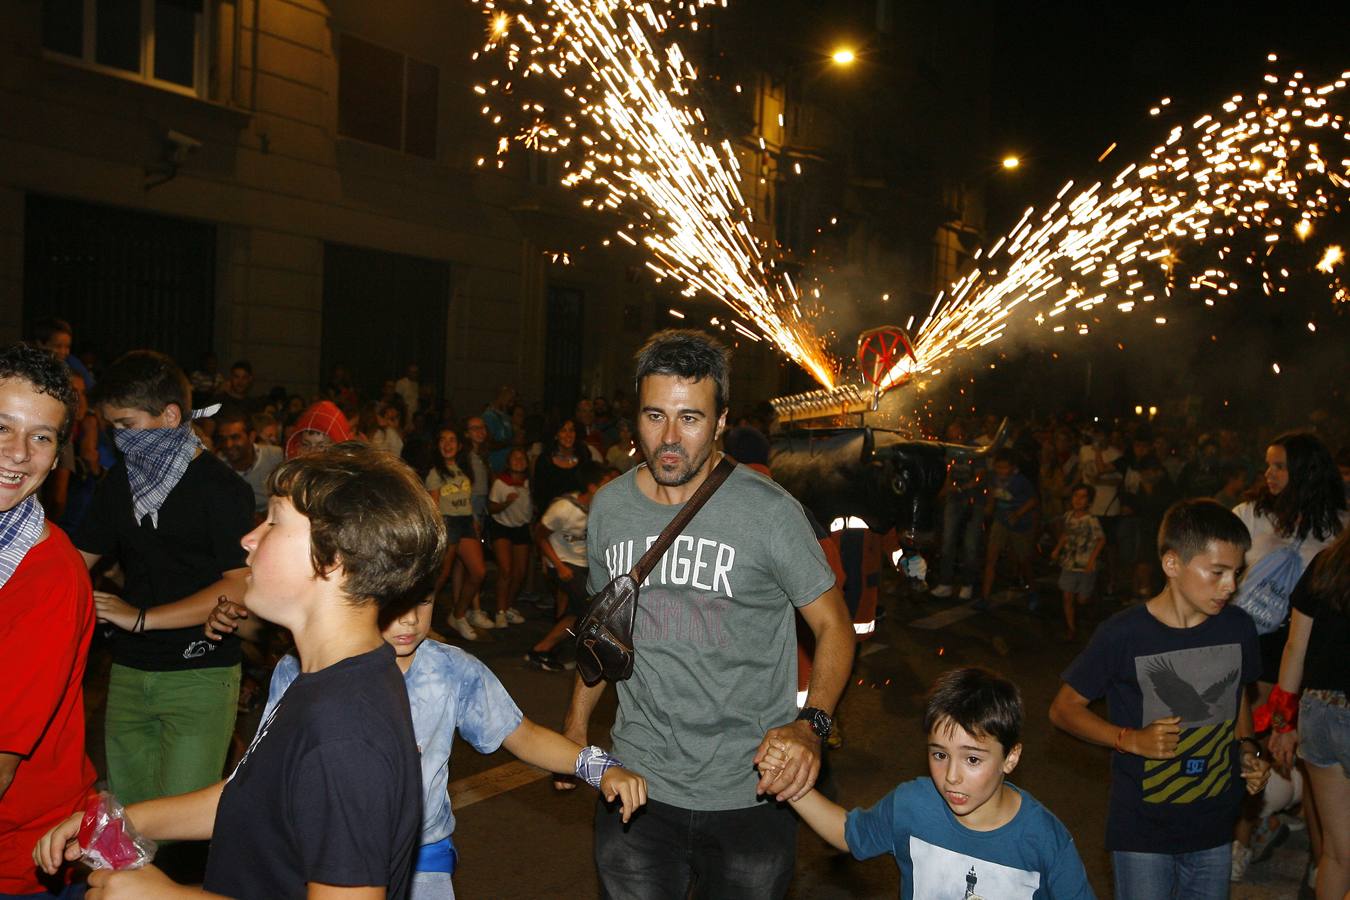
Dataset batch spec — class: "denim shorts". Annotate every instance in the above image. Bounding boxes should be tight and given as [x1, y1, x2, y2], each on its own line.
[443, 515, 476, 544]
[1058, 568, 1097, 596]
[1298, 691, 1350, 776]
[410, 871, 453, 900]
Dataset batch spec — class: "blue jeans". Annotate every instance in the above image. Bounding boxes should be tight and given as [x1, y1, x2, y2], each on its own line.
[594, 797, 795, 899]
[938, 495, 981, 585]
[1111, 844, 1229, 900]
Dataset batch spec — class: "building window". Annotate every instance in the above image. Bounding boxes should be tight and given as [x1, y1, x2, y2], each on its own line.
[42, 0, 209, 96]
[338, 33, 439, 160]
[25, 194, 217, 366]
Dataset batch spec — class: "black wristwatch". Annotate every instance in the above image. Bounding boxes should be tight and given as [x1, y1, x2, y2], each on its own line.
[796, 706, 833, 740]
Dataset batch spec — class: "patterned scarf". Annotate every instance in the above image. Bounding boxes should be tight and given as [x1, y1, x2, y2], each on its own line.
[114, 425, 203, 528]
[0, 495, 45, 590]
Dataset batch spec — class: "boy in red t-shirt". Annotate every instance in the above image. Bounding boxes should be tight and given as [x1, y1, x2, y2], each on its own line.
[0, 343, 95, 897]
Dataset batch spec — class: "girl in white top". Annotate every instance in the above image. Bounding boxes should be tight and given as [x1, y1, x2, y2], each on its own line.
[488, 448, 534, 628]
[1230, 431, 1345, 878]
[1233, 431, 1348, 686]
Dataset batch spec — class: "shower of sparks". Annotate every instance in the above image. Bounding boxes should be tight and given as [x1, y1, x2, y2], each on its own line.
[883, 66, 1350, 389]
[1317, 244, 1345, 272]
[470, 0, 838, 388]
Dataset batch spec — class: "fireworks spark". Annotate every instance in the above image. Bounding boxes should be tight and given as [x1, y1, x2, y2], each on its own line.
[470, 0, 838, 387]
[884, 67, 1350, 388]
[1317, 244, 1345, 272]
[472, 3, 1345, 394]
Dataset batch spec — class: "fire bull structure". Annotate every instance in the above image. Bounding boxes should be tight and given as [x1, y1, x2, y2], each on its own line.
[760, 327, 1004, 663]
[766, 327, 1005, 540]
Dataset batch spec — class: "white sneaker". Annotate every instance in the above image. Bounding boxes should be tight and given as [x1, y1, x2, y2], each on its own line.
[1229, 841, 1251, 882]
[449, 616, 478, 641]
[930, 584, 954, 598]
[504, 608, 525, 625]
[467, 609, 495, 630]
[494, 611, 509, 628]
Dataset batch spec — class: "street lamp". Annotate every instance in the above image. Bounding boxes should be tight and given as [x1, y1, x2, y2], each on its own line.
[1001, 155, 1021, 170]
[830, 48, 857, 67]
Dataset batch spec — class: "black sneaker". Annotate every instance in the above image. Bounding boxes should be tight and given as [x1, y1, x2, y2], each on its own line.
[525, 650, 564, 672]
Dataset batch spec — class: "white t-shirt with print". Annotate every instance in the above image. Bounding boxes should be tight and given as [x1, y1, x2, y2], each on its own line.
[540, 494, 588, 567]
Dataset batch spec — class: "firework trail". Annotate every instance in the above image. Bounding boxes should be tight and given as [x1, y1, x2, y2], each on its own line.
[888, 62, 1350, 387]
[471, 0, 838, 388]
[472, 3, 1347, 392]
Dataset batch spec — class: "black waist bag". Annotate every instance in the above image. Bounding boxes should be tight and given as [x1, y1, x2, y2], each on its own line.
[575, 458, 735, 686]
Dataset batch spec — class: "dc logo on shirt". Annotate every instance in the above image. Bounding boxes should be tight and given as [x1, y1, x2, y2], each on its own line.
[1183, 758, 1207, 776]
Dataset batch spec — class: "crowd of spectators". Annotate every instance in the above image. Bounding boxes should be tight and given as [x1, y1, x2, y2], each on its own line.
[5, 313, 1348, 899]
[926, 411, 1350, 615]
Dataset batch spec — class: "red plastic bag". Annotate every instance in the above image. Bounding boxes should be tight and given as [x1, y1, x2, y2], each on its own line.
[77, 791, 156, 871]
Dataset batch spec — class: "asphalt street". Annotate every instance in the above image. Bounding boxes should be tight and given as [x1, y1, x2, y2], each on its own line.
[440, 575, 1311, 899]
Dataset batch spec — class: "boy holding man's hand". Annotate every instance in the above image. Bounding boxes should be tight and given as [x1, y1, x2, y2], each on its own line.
[784, 667, 1093, 899]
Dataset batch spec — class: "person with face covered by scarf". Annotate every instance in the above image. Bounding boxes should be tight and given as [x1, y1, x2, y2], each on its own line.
[74, 351, 253, 838]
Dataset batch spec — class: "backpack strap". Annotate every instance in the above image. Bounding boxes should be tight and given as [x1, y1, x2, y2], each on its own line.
[630, 457, 736, 583]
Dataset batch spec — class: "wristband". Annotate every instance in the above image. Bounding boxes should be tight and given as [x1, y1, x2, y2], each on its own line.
[133, 607, 146, 634]
[575, 745, 624, 791]
[1113, 727, 1130, 753]
[1237, 736, 1262, 757]
[1253, 685, 1299, 733]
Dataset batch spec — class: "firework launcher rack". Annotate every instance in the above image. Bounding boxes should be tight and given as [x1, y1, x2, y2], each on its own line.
[764, 325, 1001, 539]
[770, 326, 916, 426]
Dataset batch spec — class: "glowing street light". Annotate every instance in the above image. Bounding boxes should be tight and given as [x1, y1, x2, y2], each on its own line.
[830, 48, 857, 66]
[1001, 155, 1021, 170]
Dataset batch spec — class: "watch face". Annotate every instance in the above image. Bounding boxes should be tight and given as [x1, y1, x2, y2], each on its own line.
[799, 707, 831, 737]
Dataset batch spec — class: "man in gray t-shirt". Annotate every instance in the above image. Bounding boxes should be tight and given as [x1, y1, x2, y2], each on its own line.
[563, 330, 853, 898]
[215, 406, 283, 517]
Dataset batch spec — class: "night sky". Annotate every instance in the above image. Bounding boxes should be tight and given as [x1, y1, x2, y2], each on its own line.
[985, 1, 1349, 231]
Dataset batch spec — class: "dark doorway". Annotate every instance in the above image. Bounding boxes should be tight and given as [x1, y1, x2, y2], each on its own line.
[543, 285, 584, 415]
[24, 194, 216, 367]
[321, 243, 449, 400]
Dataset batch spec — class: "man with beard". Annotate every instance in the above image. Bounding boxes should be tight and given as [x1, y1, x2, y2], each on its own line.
[214, 405, 283, 519]
[561, 329, 853, 898]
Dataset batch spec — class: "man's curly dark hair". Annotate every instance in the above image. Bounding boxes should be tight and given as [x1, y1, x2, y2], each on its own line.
[1, 342, 77, 445]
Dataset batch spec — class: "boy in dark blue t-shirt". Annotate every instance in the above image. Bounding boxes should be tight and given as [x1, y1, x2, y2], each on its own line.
[1050, 499, 1272, 899]
[786, 667, 1093, 899]
[979, 449, 1039, 608]
[38, 444, 445, 900]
